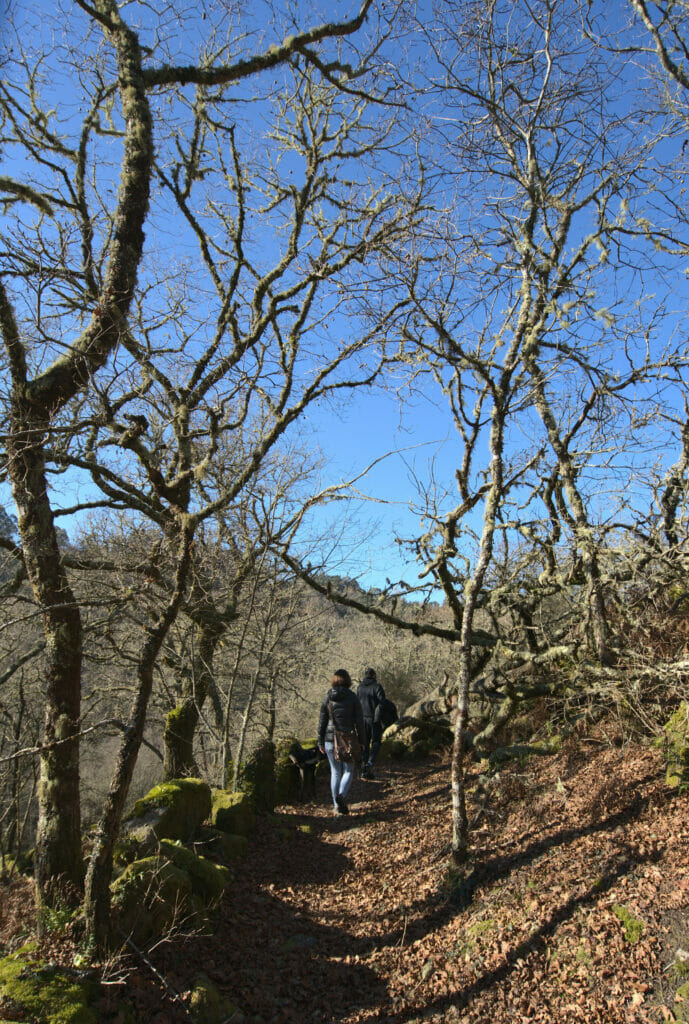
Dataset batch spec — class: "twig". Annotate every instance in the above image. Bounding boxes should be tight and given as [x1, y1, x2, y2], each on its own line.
[118, 929, 193, 1020]
[396, 914, 408, 949]
[0, 720, 163, 765]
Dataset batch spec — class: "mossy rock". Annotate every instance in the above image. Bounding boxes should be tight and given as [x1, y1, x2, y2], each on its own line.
[111, 856, 193, 946]
[189, 973, 245, 1024]
[379, 738, 409, 760]
[125, 778, 212, 844]
[663, 703, 689, 790]
[236, 740, 275, 812]
[211, 790, 255, 836]
[193, 827, 248, 863]
[0, 944, 98, 1023]
[157, 840, 230, 902]
[112, 835, 149, 876]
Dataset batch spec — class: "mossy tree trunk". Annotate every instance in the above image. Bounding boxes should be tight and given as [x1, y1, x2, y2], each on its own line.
[450, 384, 509, 865]
[0, 0, 154, 912]
[84, 519, 195, 950]
[163, 620, 225, 780]
[2, 336, 84, 907]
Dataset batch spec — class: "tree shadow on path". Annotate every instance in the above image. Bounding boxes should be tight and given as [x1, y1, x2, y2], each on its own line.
[169, 805, 388, 1024]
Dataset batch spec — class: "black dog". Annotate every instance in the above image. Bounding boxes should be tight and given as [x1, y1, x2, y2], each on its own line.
[288, 742, 324, 802]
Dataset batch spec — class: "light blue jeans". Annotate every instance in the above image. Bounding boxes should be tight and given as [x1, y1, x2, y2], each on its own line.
[324, 741, 355, 808]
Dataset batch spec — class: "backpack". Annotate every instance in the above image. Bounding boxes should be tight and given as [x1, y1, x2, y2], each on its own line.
[328, 700, 363, 764]
[377, 697, 398, 732]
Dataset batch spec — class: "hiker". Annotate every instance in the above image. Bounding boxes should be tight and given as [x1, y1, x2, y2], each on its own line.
[357, 666, 386, 779]
[317, 668, 365, 816]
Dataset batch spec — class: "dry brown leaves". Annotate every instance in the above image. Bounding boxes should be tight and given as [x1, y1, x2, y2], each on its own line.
[181, 740, 685, 1024]
[2, 739, 687, 1024]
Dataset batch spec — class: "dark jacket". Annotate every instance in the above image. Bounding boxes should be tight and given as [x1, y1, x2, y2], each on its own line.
[357, 672, 386, 722]
[318, 685, 365, 748]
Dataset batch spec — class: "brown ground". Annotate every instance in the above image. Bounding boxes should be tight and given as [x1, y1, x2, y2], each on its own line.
[3, 738, 689, 1023]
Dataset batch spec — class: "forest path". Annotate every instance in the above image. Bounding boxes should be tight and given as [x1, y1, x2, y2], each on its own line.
[169, 744, 688, 1024]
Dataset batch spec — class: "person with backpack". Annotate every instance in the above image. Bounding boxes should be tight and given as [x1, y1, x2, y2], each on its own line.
[317, 668, 365, 816]
[357, 667, 386, 779]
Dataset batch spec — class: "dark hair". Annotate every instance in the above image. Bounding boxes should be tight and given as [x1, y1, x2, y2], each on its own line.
[332, 668, 352, 688]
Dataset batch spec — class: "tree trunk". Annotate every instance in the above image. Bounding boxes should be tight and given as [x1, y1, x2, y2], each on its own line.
[525, 357, 613, 666]
[7, 425, 84, 908]
[265, 675, 277, 745]
[163, 623, 222, 780]
[450, 680, 469, 865]
[163, 697, 200, 781]
[232, 669, 261, 792]
[84, 521, 194, 950]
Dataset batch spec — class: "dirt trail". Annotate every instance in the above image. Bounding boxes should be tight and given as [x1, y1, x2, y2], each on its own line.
[160, 742, 689, 1024]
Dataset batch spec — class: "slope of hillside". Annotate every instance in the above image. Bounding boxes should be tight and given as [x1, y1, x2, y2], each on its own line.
[112, 739, 687, 1023]
[3, 738, 687, 1023]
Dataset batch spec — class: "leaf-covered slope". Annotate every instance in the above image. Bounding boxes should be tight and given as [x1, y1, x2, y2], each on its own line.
[3, 738, 687, 1023]
[156, 739, 687, 1023]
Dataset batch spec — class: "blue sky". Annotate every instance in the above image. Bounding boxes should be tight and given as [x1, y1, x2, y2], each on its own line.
[2, 0, 688, 596]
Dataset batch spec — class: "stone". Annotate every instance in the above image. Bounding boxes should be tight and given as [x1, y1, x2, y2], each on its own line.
[274, 737, 300, 805]
[211, 790, 255, 836]
[488, 737, 562, 766]
[111, 856, 193, 946]
[663, 703, 689, 790]
[379, 720, 453, 761]
[189, 973, 245, 1024]
[125, 778, 212, 843]
[157, 840, 230, 902]
[193, 827, 248, 863]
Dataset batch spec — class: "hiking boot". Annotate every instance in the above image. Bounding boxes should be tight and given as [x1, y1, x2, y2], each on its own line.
[336, 795, 349, 815]
[360, 765, 371, 780]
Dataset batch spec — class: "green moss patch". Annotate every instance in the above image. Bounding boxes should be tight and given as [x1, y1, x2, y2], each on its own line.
[189, 972, 244, 1024]
[675, 981, 689, 1022]
[663, 704, 689, 790]
[467, 918, 496, 938]
[0, 945, 98, 1023]
[611, 904, 644, 944]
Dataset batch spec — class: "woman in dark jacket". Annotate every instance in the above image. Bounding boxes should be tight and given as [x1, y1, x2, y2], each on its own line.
[317, 668, 365, 815]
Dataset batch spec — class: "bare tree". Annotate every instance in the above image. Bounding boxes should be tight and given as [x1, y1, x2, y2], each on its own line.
[0, 0, 412, 934]
[282, 0, 685, 865]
